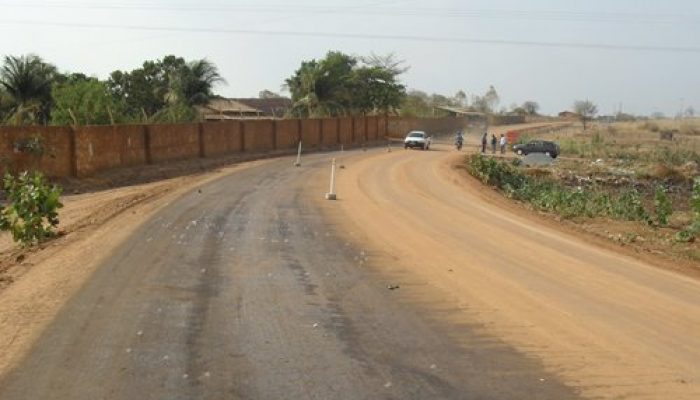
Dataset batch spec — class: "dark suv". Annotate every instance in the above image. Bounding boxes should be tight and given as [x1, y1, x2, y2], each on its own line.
[512, 140, 560, 158]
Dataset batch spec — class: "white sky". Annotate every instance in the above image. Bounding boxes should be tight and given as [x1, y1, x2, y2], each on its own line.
[1, 0, 699, 116]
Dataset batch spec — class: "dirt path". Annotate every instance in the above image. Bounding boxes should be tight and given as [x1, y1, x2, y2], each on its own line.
[321, 129, 700, 399]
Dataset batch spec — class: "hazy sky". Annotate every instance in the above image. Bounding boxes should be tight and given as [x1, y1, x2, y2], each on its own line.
[1, 0, 699, 115]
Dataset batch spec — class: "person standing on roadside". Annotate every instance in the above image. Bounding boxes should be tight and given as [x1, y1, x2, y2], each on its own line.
[499, 134, 507, 154]
[491, 134, 497, 154]
[481, 132, 487, 153]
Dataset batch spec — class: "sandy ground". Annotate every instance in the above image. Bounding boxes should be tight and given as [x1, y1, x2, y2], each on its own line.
[320, 128, 700, 399]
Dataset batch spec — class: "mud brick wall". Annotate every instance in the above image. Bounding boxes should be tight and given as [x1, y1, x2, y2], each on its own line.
[321, 118, 339, 148]
[352, 117, 366, 144]
[75, 125, 146, 177]
[201, 121, 243, 157]
[275, 119, 300, 150]
[387, 117, 467, 138]
[366, 116, 379, 142]
[148, 123, 200, 163]
[243, 120, 275, 152]
[0, 126, 73, 178]
[338, 117, 353, 146]
[301, 119, 322, 148]
[0, 116, 463, 178]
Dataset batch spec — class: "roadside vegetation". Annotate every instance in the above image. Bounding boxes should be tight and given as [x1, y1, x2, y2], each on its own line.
[465, 119, 700, 264]
[0, 51, 549, 126]
[0, 54, 225, 126]
[0, 171, 63, 246]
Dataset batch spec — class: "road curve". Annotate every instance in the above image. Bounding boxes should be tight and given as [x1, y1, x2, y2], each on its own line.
[0, 151, 577, 399]
[326, 140, 700, 399]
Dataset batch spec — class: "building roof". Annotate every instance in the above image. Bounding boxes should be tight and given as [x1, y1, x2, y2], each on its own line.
[233, 98, 293, 117]
[433, 106, 486, 116]
[201, 98, 261, 114]
[558, 111, 580, 117]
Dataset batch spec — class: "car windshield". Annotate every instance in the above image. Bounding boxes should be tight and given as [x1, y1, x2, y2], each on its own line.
[408, 132, 424, 138]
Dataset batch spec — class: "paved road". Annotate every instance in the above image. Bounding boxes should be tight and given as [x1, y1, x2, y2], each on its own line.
[0, 151, 577, 399]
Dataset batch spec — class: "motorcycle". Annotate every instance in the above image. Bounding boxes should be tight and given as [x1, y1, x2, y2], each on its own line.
[454, 137, 463, 151]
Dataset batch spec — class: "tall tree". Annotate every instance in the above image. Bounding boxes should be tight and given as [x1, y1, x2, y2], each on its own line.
[352, 65, 406, 114]
[167, 58, 225, 107]
[259, 89, 282, 99]
[400, 90, 432, 117]
[573, 99, 598, 130]
[285, 51, 407, 117]
[453, 90, 467, 107]
[107, 55, 223, 122]
[0, 55, 57, 125]
[522, 101, 540, 115]
[51, 79, 126, 125]
[483, 85, 500, 112]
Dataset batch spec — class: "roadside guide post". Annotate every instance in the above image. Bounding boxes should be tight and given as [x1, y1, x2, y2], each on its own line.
[294, 141, 302, 167]
[325, 158, 337, 200]
[339, 144, 345, 169]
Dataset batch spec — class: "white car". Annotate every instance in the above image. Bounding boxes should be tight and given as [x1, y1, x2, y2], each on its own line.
[404, 131, 431, 150]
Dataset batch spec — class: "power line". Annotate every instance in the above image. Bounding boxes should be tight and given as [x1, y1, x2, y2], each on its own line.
[1, 19, 699, 54]
[1, 2, 699, 25]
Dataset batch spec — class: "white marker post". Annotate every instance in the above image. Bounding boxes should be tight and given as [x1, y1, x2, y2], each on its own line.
[325, 158, 337, 200]
[339, 144, 345, 169]
[294, 141, 302, 167]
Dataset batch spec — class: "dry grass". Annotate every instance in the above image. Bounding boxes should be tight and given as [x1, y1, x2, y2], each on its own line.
[647, 164, 688, 183]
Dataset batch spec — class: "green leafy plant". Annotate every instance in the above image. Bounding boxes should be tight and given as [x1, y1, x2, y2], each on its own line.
[0, 171, 63, 245]
[677, 178, 700, 242]
[13, 134, 45, 157]
[466, 155, 651, 223]
[692, 178, 700, 219]
[654, 186, 673, 227]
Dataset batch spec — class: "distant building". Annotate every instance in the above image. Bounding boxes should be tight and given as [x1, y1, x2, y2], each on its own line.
[233, 98, 293, 118]
[558, 111, 580, 120]
[198, 97, 293, 121]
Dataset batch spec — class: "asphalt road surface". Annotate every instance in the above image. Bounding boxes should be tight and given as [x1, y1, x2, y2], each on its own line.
[0, 150, 578, 399]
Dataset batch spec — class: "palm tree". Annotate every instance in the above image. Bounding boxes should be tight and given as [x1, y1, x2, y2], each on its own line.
[167, 59, 226, 107]
[0, 55, 57, 125]
[285, 59, 346, 118]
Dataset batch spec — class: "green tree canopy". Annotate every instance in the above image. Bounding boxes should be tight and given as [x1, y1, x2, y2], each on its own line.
[285, 51, 406, 118]
[0, 54, 57, 125]
[573, 99, 598, 130]
[51, 79, 127, 126]
[107, 55, 224, 122]
[522, 101, 540, 115]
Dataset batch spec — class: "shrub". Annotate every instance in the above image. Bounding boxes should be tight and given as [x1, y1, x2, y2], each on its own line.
[466, 155, 651, 223]
[0, 171, 63, 245]
[692, 177, 700, 219]
[676, 178, 700, 242]
[643, 121, 660, 132]
[649, 163, 687, 182]
[654, 186, 673, 226]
